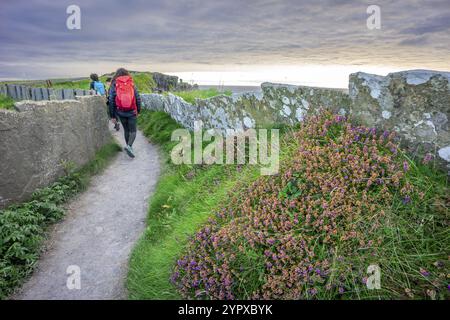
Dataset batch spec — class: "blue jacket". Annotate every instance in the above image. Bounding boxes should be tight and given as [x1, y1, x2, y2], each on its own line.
[108, 80, 141, 119]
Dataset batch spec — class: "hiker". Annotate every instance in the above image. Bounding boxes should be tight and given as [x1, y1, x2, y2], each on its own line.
[89, 73, 107, 96]
[108, 68, 141, 158]
[105, 77, 120, 131]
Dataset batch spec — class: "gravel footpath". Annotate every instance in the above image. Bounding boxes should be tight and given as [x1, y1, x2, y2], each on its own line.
[12, 128, 160, 300]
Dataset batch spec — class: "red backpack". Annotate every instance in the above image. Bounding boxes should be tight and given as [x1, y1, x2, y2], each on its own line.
[115, 75, 136, 112]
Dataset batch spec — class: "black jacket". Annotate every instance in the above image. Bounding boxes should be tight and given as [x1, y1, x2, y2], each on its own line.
[108, 80, 141, 119]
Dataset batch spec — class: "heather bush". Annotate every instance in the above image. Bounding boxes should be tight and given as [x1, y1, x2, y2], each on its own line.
[172, 111, 449, 300]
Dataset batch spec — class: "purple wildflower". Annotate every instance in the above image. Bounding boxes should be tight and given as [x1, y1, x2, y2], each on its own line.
[403, 161, 409, 172]
[419, 268, 430, 277]
[223, 278, 231, 287]
[402, 196, 411, 205]
[423, 153, 433, 164]
[308, 288, 318, 296]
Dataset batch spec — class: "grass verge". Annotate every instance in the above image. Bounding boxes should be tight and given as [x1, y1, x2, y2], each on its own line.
[0, 72, 156, 94]
[170, 88, 232, 104]
[0, 141, 121, 299]
[127, 110, 261, 299]
[172, 112, 449, 300]
[128, 110, 448, 300]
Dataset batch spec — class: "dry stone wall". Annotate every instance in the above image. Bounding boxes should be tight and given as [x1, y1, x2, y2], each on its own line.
[141, 84, 350, 132]
[0, 96, 111, 208]
[349, 70, 450, 170]
[141, 69, 450, 173]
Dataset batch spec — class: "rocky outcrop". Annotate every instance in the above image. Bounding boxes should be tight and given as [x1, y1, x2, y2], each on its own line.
[151, 72, 198, 92]
[0, 96, 111, 208]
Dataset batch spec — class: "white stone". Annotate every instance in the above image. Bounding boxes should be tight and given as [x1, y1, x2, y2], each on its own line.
[281, 105, 291, 116]
[426, 120, 437, 135]
[398, 70, 450, 85]
[243, 116, 254, 128]
[423, 113, 432, 119]
[438, 146, 450, 162]
[301, 99, 310, 110]
[295, 108, 306, 121]
[282, 97, 290, 105]
[357, 72, 385, 99]
[382, 110, 392, 119]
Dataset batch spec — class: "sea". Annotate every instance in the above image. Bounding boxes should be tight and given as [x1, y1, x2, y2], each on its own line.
[198, 85, 262, 94]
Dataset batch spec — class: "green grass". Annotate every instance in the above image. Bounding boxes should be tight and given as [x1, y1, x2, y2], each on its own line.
[128, 110, 449, 300]
[0, 94, 14, 110]
[131, 72, 157, 93]
[170, 88, 232, 104]
[0, 141, 121, 299]
[127, 110, 261, 299]
[49, 72, 156, 93]
[0, 72, 156, 94]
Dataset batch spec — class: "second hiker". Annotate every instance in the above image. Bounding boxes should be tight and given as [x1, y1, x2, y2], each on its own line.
[108, 68, 141, 158]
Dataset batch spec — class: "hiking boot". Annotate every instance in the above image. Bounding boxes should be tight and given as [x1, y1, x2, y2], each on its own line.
[114, 122, 120, 131]
[125, 145, 135, 158]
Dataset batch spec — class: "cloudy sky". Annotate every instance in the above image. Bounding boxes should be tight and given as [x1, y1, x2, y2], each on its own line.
[0, 0, 449, 87]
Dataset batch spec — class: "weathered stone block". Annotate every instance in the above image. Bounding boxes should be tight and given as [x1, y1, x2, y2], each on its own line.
[0, 96, 111, 208]
[349, 70, 450, 172]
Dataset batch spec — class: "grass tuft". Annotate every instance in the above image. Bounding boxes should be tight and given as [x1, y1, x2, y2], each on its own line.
[0, 94, 15, 110]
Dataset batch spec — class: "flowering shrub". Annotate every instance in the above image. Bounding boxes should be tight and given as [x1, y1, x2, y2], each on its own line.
[172, 111, 449, 300]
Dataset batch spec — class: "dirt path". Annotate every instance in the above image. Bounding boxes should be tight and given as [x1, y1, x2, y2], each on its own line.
[13, 128, 160, 300]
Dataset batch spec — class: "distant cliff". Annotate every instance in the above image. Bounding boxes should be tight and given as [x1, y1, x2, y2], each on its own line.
[152, 72, 198, 92]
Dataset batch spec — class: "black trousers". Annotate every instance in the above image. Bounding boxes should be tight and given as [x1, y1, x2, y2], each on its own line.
[118, 116, 137, 147]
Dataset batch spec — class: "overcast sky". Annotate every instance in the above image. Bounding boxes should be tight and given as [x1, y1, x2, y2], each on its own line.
[0, 0, 449, 87]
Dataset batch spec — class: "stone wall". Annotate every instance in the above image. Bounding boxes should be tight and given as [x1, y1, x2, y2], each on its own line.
[0, 96, 111, 208]
[0, 84, 95, 101]
[140, 69, 450, 173]
[140, 84, 350, 132]
[349, 70, 450, 167]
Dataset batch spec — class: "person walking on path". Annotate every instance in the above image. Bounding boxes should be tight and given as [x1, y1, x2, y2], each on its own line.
[89, 73, 107, 96]
[105, 77, 120, 131]
[108, 68, 141, 158]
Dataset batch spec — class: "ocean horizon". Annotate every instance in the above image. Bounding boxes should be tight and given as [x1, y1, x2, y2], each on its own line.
[198, 85, 262, 94]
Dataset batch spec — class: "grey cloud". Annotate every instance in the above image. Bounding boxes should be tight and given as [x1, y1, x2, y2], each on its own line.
[0, 0, 449, 79]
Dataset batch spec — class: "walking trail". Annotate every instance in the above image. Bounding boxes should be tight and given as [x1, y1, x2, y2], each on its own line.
[13, 128, 160, 300]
